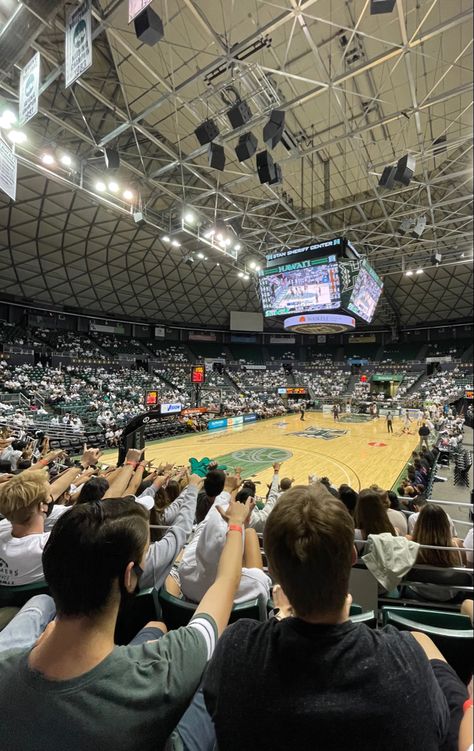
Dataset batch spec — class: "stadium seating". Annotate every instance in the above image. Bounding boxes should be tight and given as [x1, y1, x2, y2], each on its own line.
[158, 587, 268, 629]
[381, 606, 473, 683]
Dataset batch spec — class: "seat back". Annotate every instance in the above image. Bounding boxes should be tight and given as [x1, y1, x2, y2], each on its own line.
[0, 580, 49, 608]
[349, 565, 379, 615]
[158, 589, 268, 630]
[349, 610, 377, 627]
[382, 606, 473, 683]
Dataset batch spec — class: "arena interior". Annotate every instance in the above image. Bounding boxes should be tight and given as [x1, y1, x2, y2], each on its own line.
[0, 1, 473, 749]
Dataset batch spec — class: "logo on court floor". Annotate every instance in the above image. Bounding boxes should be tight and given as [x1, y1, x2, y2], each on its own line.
[368, 441, 387, 447]
[290, 427, 348, 440]
[210, 447, 293, 477]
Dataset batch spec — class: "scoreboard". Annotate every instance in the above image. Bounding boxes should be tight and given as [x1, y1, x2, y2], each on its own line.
[191, 365, 205, 384]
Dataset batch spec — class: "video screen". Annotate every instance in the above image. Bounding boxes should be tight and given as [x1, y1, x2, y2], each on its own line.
[347, 260, 383, 323]
[259, 257, 340, 317]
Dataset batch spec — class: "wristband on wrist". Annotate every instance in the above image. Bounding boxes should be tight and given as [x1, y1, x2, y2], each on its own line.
[463, 699, 473, 713]
[125, 461, 137, 468]
[228, 524, 243, 534]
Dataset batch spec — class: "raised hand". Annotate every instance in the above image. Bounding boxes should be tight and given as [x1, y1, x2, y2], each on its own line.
[125, 448, 144, 465]
[81, 445, 102, 467]
[216, 497, 253, 527]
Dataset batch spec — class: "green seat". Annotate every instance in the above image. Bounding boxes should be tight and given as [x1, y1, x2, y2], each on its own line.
[382, 606, 473, 683]
[115, 588, 160, 645]
[350, 610, 377, 627]
[158, 588, 267, 630]
[0, 580, 49, 608]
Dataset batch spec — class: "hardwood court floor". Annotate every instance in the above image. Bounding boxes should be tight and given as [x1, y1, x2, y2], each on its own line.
[110, 412, 419, 493]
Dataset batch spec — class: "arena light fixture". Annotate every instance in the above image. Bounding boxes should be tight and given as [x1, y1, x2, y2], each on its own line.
[243, 274, 250, 281]
[197, 252, 205, 259]
[248, 261, 256, 269]
[95, 180, 106, 192]
[41, 152, 55, 165]
[7, 129, 27, 144]
[255, 265, 261, 272]
[162, 235, 170, 242]
[183, 211, 195, 224]
[108, 180, 120, 193]
[204, 228, 214, 239]
[59, 154, 73, 167]
[0, 108, 17, 129]
[171, 239, 181, 247]
[415, 268, 424, 275]
[234, 243, 241, 251]
[123, 189, 134, 201]
[405, 270, 413, 277]
[238, 271, 244, 278]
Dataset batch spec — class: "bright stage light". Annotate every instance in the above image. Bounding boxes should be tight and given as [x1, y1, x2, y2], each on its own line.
[171, 239, 181, 247]
[0, 109, 17, 129]
[123, 189, 134, 201]
[184, 211, 195, 224]
[416, 268, 424, 275]
[108, 180, 119, 193]
[238, 271, 244, 278]
[162, 235, 170, 242]
[197, 252, 204, 259]
[41, 153, 55, 165]
[405, 270, 413, 277]
[249, 261, 256, 269]
[7, 129, 26, 144]
[95, 180, 106, 192]
[234, 243, 241, 251]
[60, 154, 73, 167]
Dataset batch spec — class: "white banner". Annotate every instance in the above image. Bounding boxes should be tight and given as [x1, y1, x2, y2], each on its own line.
[65, 0, 92, 88]
[270, 334, 296, 344]
[19, 53, 40, 126]
[154, 326, 165, 338]
[317, 335, 327, 343]
[0, 140, 17, 201]
[128, 0, 153, 22]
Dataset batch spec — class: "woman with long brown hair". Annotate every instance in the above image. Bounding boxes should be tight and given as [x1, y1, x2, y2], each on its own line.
[411, 504, 462, 568]
[354, 488, 397, 551]
[409, 504, 463, 601]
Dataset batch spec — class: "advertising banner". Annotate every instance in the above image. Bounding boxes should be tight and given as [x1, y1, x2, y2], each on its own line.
[243, 414, 257, 423]
[207, 418, 228, 431]
[160, 403, 182, 414]
[19, 52, 40, 126]
[227, 416, 243, 427]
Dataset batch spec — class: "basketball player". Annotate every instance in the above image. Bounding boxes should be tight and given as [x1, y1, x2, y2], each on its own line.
[300, 403, 306, 421]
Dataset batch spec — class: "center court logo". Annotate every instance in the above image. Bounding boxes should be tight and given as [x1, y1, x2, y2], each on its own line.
[290, 427, 348, 441]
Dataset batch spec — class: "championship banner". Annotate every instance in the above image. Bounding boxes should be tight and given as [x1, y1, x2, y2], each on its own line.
[65, 0, 92, 88]
[0, 140, 17, 201]
[19, 53, 40, 126]
[128, 0, 152, 22]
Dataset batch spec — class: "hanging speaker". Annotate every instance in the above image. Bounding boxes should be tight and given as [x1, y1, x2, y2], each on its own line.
[104, 148, 120, 170]
[227, 100, 252, 129]
[256, 151, 275, 184]
[394, 154, 416, 186]
[370, 0, 396, 13]
[134, 7, 164, 46]
[208, 143, 225, 171]
[263, 110, 285, 149]
[194, 119, 219, 146]
[235, 132, 258, 162]
[378, 165, 397, 189]
[269, 162, 282, 185]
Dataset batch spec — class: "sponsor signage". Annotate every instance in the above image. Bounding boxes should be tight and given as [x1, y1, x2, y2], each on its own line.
[243, 414, 257, 423]
[208, 418, 228, 431]
[287, 387, 307, 395]
[181, 407, 208, 416]
[160, 402, 182, 414]
[0, 140, 17, 201]
[227, 416, 244, 426]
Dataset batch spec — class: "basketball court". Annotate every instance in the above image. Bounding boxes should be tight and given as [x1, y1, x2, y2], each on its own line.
[104, 412, 419, 494]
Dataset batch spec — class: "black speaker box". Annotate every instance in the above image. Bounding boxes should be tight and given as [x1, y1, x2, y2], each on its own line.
[256, 150, 275, 184]
[208, 143, 225, 171]
[194, 119, 219, 146]
[378, 165, 397, 189]
[227, 100, 252, 129]
[134, 7, 164, 46]
[235, 132, 258, 162]
[104, 148, 120, 170]
[394, 154, 415, 185]
[269, 162, 282, 185]
[263, 110, 285, 149]
[370, 0, 396, 13]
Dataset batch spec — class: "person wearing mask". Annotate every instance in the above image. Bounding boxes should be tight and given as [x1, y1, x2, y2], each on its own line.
[0, 494, 253, 751]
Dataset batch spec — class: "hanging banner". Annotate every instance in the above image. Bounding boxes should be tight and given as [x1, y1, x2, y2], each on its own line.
[128, 0, 153, 22]
[19, 53, 40, 126]
[0, 140, 17, 201]
[65, 0, 92, 88]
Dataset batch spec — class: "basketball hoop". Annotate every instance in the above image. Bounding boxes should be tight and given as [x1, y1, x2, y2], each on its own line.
[284, 313, 356, 334]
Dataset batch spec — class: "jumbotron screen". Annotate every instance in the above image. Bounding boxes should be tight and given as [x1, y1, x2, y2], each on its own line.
[258, 256, 341, 317]
[347, 260, 383, 323]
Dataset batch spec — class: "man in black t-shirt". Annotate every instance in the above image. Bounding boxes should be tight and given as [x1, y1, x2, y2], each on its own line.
[418, 420, 431, 450]
[203, 484, 467, 751]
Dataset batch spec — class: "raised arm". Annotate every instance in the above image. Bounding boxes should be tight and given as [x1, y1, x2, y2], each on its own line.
[194, 497, 253, 636]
